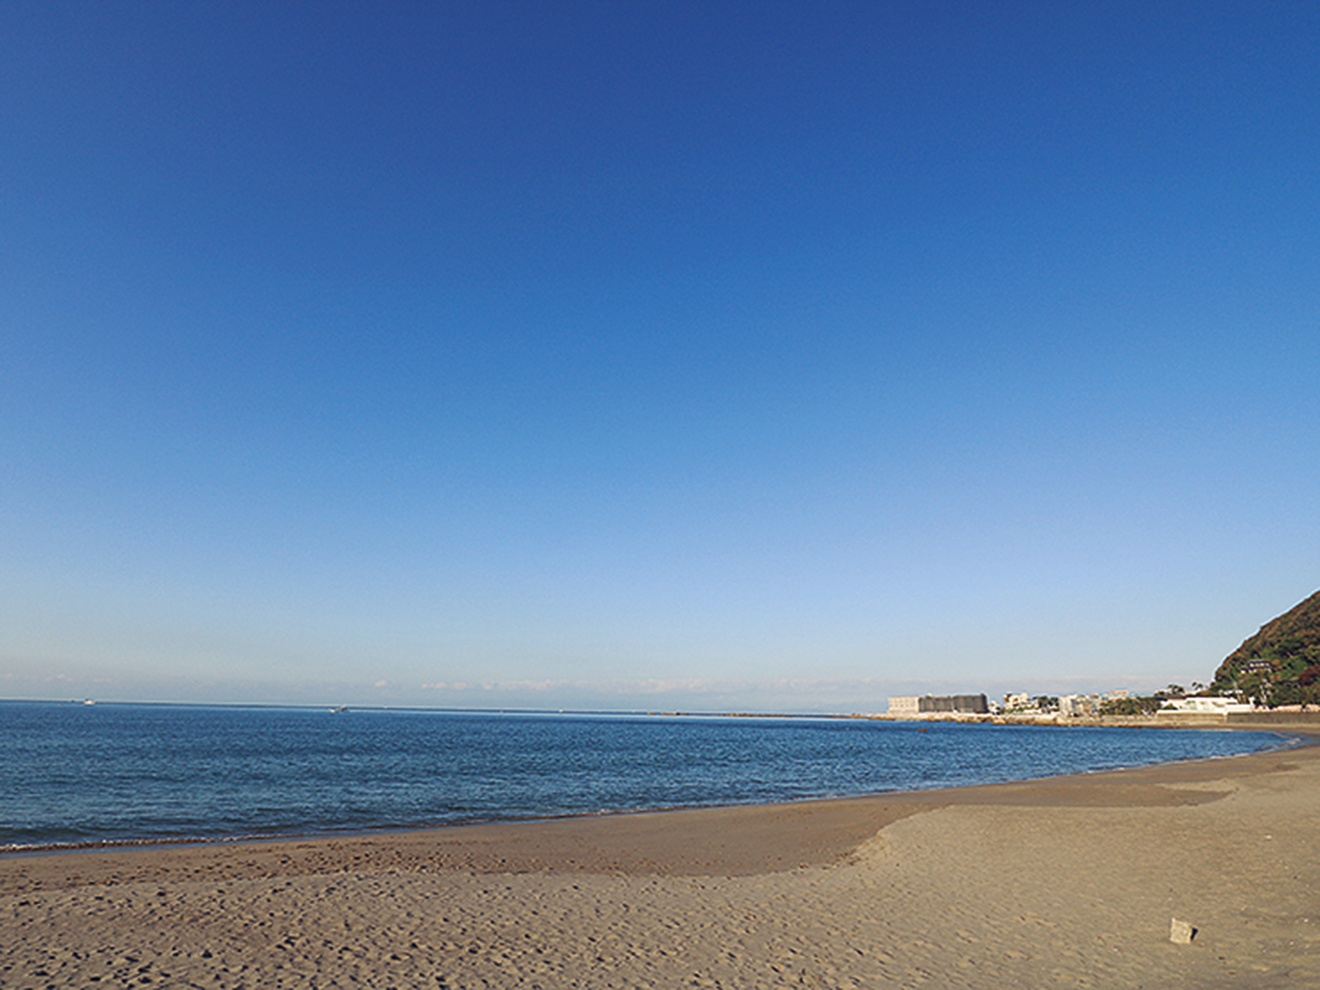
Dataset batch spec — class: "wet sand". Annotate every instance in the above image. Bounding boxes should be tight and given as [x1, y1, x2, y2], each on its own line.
[4, 727, 1318, 987]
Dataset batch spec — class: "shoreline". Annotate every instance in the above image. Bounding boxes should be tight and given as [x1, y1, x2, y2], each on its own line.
[2, 721, 1303, 861]
[3, 724, 1313, 887]
[5, 724, 1319, 987]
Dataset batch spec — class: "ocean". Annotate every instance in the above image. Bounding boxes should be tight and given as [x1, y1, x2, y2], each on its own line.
[0, 700, 1291, 852]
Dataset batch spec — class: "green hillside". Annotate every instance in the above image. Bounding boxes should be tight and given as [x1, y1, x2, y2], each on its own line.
[1210, 589, 1320, 706]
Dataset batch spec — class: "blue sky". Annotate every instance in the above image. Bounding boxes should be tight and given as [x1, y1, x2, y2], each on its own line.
[3, 1, 1318, 710]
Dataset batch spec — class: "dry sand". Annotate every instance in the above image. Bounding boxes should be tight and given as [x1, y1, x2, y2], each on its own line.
[4, 727, 1318, 988]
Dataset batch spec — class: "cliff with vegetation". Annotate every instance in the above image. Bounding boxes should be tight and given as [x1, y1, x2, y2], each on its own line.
[1210, 589, 1320, 707]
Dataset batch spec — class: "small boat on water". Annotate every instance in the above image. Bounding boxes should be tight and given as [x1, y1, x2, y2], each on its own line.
[330, 705, 349, 713]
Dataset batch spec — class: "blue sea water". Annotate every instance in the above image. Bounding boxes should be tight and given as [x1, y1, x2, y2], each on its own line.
[0, 701, 1292, 852]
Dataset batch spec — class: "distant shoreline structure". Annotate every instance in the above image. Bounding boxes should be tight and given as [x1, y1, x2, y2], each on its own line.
[888, 694, 989, 716]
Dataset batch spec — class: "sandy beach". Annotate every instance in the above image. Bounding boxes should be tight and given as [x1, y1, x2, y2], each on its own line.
[4, 728, 1318, 989]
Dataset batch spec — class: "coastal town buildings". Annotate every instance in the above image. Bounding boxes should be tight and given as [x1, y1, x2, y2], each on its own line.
[886, 689, 1263, 721]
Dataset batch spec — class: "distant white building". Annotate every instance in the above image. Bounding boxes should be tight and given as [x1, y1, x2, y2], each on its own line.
[1157, 697, 1256, 716]
[1058, 694, 1100, 717]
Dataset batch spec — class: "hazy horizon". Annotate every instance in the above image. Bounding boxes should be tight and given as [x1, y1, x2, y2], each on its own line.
[0, 666, 1268, 716]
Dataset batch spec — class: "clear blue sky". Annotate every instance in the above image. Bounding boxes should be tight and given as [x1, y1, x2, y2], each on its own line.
[3, 1, 1317, 710]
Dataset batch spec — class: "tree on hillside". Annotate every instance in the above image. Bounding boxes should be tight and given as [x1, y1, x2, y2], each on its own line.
[1212, 590, 1320, 697]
